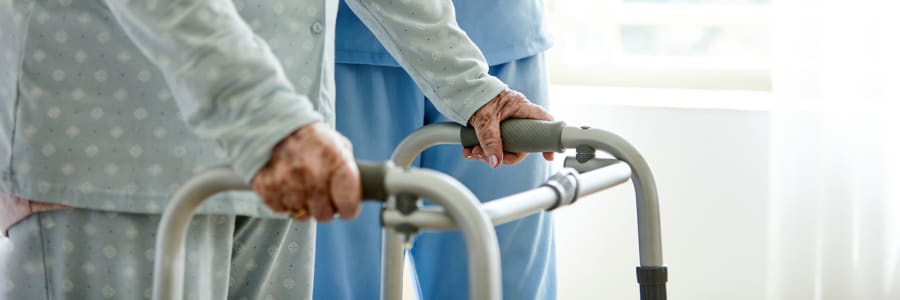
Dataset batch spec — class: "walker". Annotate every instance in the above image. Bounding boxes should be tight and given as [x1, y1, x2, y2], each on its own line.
[151, 119, 667, 300]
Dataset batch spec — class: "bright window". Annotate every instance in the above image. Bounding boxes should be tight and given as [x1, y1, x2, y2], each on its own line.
[545, 0, 771, 90]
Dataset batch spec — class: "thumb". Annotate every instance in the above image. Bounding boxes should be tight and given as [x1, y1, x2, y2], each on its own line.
[473, 114, 503, 168]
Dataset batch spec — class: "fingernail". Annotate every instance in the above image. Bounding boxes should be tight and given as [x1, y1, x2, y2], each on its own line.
[473, 153, 484, 160]
[489, 155, 499, 168]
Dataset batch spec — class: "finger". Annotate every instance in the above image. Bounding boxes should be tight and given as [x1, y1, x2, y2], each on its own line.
[263, 191, 288, 212]
[306, 187, 334, 223]
[282, 163, 313, 212]
[286, 166, 312, 222]
[470, 103, 503, 167]
[508, 103, 553, 121]
[331, 135, 362, 220]
[290, 172, 312, 222]
[500, 92, 554, 122]
[543, 152, 554, 161]
[282, 185, 308, 216]
[475, 126, 502, 167]
[252, 171, 289, 213]
[462, 147, 474, 159]
[331, 162, 362, 220]
[286, 157, 333, 222]
[470, 146, 486, 162]
[290, 203, 311, 222]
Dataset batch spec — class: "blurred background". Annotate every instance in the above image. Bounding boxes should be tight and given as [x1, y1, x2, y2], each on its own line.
[545, 0, 899, 299]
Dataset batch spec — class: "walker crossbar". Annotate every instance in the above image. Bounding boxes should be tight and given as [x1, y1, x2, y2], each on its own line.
[381, 161, 632, 231]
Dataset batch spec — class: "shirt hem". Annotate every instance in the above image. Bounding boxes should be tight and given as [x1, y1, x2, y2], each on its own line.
[1, 173, 285, 219]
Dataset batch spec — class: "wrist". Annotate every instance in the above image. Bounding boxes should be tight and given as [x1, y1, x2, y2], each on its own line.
[468, 89, 511, 125]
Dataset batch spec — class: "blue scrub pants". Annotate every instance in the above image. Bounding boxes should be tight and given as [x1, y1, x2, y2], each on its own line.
[314, 54, 556, 300]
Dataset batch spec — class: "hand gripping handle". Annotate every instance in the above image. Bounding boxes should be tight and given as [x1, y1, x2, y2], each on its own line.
[460, 119, 566, 153]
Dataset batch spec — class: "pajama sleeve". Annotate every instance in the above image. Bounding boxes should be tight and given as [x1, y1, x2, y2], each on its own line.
[102, 0, 323, 181]
[344, 0, 509, 125]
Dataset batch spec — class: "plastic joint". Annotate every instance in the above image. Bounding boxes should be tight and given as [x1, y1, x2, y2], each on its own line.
[637, 266, 668, 300]
[575, 144, 596, 163]
[543, 168, 581, 211]
[395, 193, 419, 215]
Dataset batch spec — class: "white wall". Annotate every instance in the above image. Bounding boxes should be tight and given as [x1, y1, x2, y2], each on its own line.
[550, 87, 771, 299]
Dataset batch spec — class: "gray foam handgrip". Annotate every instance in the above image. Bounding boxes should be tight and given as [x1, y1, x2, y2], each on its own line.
[460, 119, 566, 153]
[357, 161, 387, 201]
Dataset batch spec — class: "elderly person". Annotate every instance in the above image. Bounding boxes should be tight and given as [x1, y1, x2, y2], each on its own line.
[315, 1, 558, 299]
[0, 0, 551, 299]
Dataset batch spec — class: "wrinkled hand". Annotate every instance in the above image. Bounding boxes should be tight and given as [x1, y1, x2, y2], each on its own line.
[464, 89, 555, 167]
[251, 122, 361, 223]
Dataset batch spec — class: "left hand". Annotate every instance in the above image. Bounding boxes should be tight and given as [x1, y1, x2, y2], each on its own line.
[251, 122, 361, 223]
[464, 89, 555, 167]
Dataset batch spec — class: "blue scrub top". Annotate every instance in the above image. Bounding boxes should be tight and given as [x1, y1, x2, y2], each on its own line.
[335, 0, 552, 66]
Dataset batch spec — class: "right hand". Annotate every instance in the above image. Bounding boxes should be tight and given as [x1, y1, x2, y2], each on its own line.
[464, 89, 555, 167]
[251, 122, 362, 223]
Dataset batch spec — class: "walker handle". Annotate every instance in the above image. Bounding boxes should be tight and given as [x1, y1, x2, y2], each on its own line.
[358, 161, 388, 201]
[460, 119, 566, 153]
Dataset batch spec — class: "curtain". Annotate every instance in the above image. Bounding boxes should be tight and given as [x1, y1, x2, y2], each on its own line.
[767, 0, 900, 299]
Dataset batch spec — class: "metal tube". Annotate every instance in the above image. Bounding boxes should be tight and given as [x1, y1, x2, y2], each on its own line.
[384, 167, 502, 300]
[482, 188, 557, 227]
[386, 122, 664, 295]
[561, 127, 664, 267]
[382, 162, 633, 231]
[380, 228, 406, 300]
[153, 165, 501, 300]
[382, 188, 556, 231]
[152, 168, 249, 300]
[381, 122, 460, 299]
[382, 206, 454, 230]
[390, 123, 461, 168]
[576, 161, 633, 197]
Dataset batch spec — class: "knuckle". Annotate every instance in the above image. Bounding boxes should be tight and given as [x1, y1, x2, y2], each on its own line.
[341, 166, 359, 182]
[474, 113, 494, 128]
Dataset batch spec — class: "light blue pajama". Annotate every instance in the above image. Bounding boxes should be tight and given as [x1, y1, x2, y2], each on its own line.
[1, 209, 314, 300]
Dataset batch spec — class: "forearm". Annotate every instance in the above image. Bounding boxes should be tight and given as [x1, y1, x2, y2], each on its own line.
[102, 0, 322, 180]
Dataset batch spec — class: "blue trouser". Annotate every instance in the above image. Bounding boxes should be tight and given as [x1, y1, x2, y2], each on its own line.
[314, 54, 556, 300]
